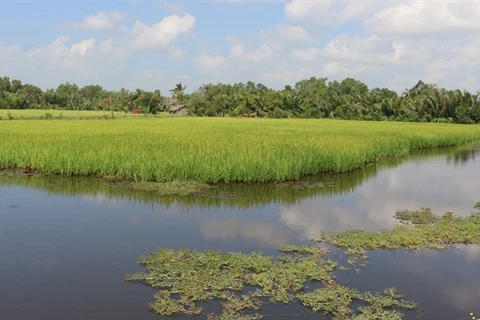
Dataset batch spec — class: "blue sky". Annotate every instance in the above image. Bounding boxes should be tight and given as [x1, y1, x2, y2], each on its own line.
[1, 0, 479, 94]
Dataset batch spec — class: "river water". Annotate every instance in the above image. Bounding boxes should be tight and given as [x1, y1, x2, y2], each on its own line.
[1, 143, 479, 319]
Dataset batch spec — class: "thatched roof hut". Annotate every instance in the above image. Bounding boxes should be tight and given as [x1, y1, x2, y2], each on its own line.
[169, 104, 188, 115]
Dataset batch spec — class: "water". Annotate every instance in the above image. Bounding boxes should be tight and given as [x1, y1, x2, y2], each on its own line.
[1, 144, 479, 319]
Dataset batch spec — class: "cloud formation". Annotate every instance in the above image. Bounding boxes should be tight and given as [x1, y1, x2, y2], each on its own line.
[132, 14, 196, 50]
[2, 1, 480, 93]
[66, 11, 124, 31]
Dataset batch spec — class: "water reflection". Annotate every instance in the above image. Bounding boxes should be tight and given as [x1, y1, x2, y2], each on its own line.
[446, 144, 479, 167]
[1, 143, 479, 319]
[1, 143, 478, 211]
[334, 246, 480, 319]
[200, 220, 295, 247]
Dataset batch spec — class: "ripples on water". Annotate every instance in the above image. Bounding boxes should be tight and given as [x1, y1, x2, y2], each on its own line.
[0, 143, 479, 319]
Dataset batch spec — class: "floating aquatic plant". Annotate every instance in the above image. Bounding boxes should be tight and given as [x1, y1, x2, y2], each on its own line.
[316, 205, 480, 253]
[125, 245, 416, 319]
[126, 203, 480, 318]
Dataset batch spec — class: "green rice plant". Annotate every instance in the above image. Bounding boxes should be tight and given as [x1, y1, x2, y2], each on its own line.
[0, 109, 178, 119]
[0, 118, 479, 183]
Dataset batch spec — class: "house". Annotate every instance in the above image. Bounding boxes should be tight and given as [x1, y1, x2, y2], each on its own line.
[169, 104, 188, 115]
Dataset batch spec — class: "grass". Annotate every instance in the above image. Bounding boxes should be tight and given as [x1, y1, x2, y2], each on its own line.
[0, 109, 180, 120]
[0, 143, 474, 206]
[0, 117, 480, 183]
[125, 246, 417, 319]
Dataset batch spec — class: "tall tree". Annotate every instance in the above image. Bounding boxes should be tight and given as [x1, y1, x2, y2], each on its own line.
[170, 83, 187, 102]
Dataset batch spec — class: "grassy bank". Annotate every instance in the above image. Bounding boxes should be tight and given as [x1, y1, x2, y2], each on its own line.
[1, 118, 479, 183]
[0, 109, 178, 120]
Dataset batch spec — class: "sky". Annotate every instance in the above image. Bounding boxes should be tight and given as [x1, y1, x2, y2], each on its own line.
[1, 0, 480, 94]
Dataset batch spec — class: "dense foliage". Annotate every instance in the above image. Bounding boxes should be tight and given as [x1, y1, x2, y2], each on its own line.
[1, 118, 479, 183]
[1, 76, 480, 123]
[0, 76, 165, 115]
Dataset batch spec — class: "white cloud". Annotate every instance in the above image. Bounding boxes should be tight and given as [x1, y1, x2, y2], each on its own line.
[322, 61, 369, 77]
[228, 43, 275, 62]
[141, 69, 167, 79]
[69, 11, 124, 31]
[0, 45, 21, 57]
[4, 1, 480, 94]
[192, 31, 480, 92]
[259, 24, 317, 43]
[25, 36, 120, 62]
[169, 48, 184, 60]
[0, 12, 198, 91]
[132, 14, 196, 50]
[159, 1, 186, 14]
[291, 48, 320, 61]
[261, 62, 306, 84]
[461, 38, 480, 61]
[196, 54, 228, 69]
[284, 0, 389, 26]
[1, 35, 130, 89]
[70, 39, 96, 56]
[365, 1, 480, 36]
[322, 35, 407, 64]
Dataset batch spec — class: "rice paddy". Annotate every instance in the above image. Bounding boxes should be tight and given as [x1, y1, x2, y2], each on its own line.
[1, 117, 480, 183]
[0, 109, 176, 120]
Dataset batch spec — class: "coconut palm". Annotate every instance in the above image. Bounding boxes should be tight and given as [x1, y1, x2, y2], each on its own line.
[170, 82, 187, 102]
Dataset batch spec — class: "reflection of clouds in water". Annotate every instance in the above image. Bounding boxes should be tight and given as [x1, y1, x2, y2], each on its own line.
[200, 220, 293, 247]
[404, 246, 480, 312]
[278, 157, 480, 239]
[149, 203, 195, 219]
[127, 213, 139, 224]
[82, 192, 186, 218]
[82, 192, 122, 207]
[443, 281, 480, 312]
[279, 203, 378, 238]
[457, 245, 480, 263]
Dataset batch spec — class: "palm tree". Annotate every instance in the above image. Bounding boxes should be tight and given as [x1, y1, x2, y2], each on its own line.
[170, 82, 187, 102]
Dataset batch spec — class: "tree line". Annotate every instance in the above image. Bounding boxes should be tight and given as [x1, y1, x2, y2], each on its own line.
[1, 76, 480, 123]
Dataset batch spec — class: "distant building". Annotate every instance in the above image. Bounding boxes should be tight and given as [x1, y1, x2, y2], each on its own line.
[169, 105, 188, 115]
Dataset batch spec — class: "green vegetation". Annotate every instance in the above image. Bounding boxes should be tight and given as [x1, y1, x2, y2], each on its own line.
[125, 246, 417, 319]
[120, 180, 209, 196]
[126, 204, 480, 319]
[2, 76, 480, 123]
[0, 109, 178, 120]
[1, 142, 476, 207]
[317, 206, 480, 253]
[1, 118, 479, 183]
[0, 152, 400, 206]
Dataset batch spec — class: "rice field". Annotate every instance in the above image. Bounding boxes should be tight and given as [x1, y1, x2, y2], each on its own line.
[0, 109, 177, 119]
[1, 117, 479, 183]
